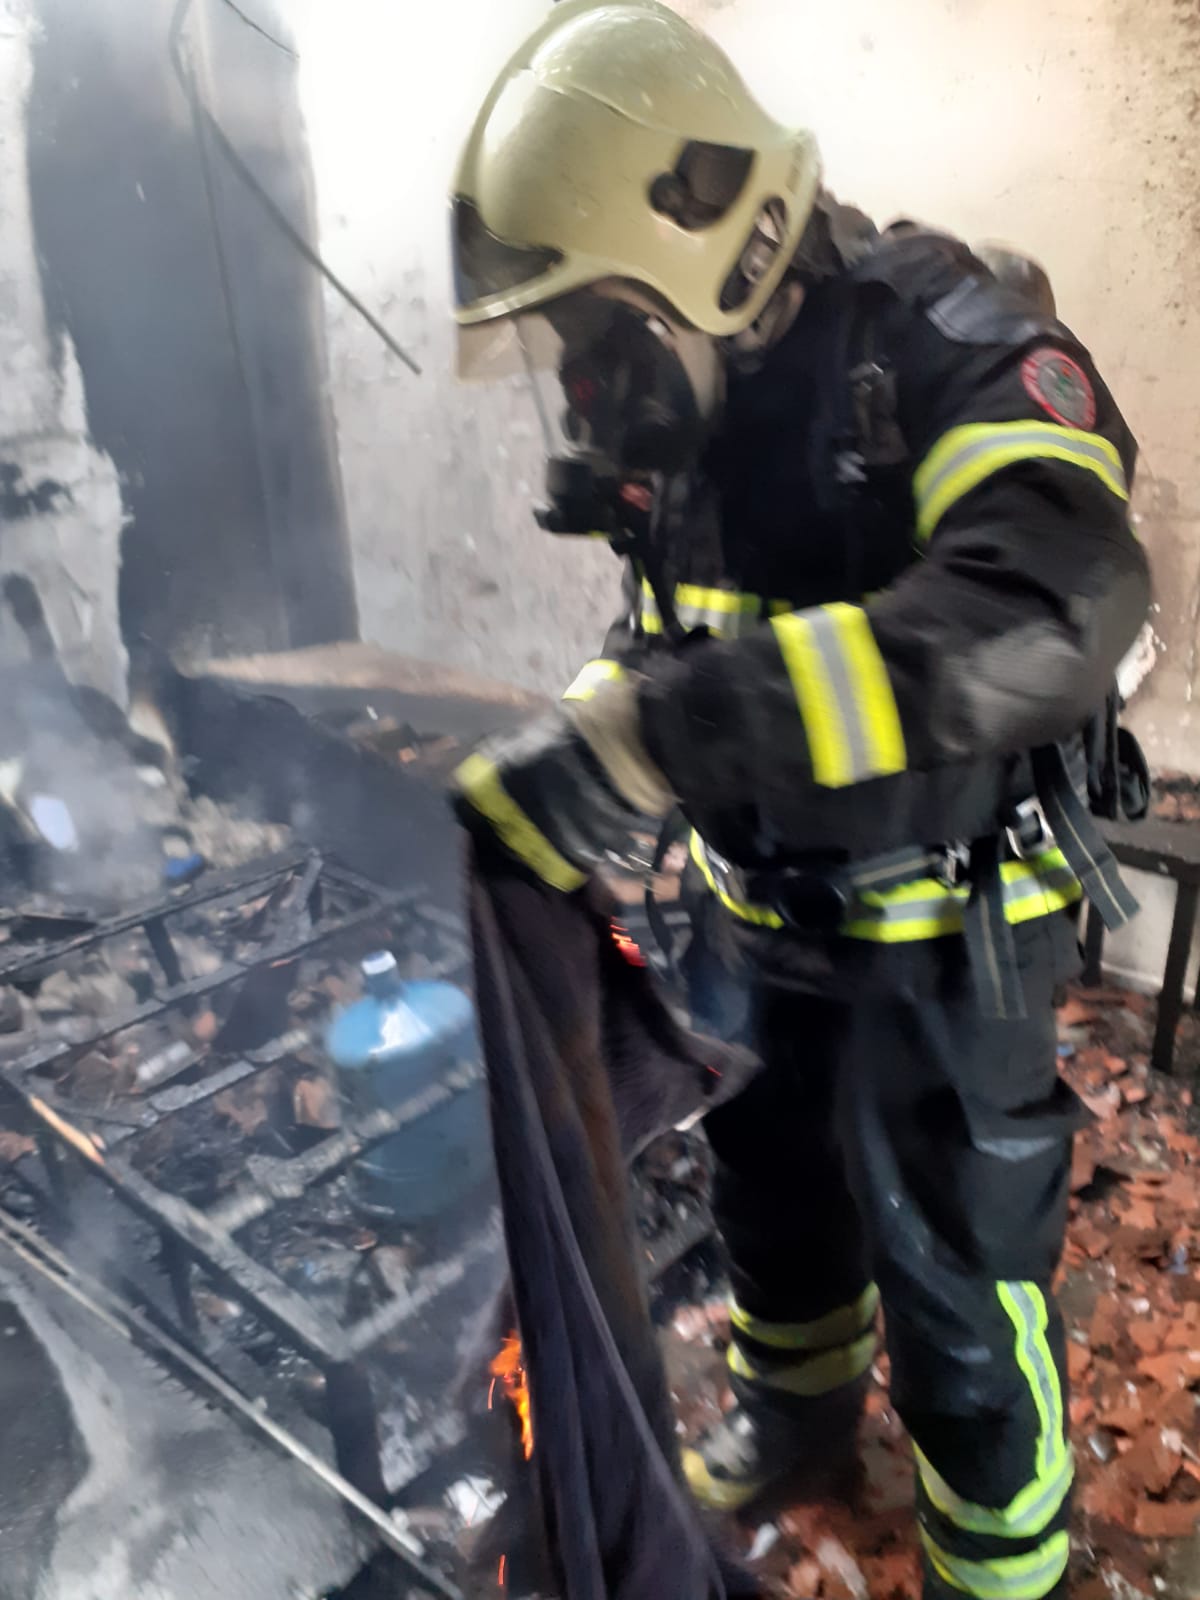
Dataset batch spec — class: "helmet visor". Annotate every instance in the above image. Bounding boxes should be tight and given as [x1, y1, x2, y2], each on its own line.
[451, 197, 564, 317]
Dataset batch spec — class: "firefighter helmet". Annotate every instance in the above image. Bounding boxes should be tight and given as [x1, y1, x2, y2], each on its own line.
[451, 0, 821, 338]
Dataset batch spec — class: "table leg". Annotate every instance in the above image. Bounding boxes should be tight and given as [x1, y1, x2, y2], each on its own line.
[1082, 902, 1106, 987]
[1152, 880, 1199, 1077]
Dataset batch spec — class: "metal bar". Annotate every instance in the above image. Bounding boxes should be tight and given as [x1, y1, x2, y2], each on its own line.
[0, 847, 313, 981]
[144, 915, 184, 989]
[72, 1034, 310, 1153]
[0, 1208, 463, 1600]
[149, 1030, 308, 1117]
[6, 898, 401, 1077]
[342, 1212, 504, 1360]
[207, 1062, 481, 1234]
[1152, 880, 1199, 1077]
[321, 859, 424, 904]
[1081, 901, 1106, 988]
[161, 1232, 200, 1335]
[325, 1361, 389, 1503]
[0, 1079, 350, 1362]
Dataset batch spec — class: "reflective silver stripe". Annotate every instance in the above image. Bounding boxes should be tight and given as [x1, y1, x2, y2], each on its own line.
[999, 1284, 1067, 1484]
[920, 428, 1124, 517]
[805, 606, 872, 780]
[914, 421, 1129, 544]
[695, 833, 1079, 941]
[916, 1443, 1072, 1540]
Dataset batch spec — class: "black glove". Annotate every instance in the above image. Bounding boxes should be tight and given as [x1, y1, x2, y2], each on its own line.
[452, 673, 674, 892]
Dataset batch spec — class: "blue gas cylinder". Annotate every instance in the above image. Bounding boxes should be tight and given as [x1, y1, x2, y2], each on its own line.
[326, 951, 488, 1221]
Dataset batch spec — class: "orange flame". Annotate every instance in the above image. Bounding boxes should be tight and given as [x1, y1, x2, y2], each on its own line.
[498, 1555, 507, 1588]
[489, 1332, 534, 1459]
[610, 921, 647, 968]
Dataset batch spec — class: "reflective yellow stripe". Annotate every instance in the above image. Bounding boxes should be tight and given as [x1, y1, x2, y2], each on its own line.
[917, 1445, 1072, 1543]
[843, 851, 1081, 942]
[640, 579, 768, 639]
[999, 1283, 1070, 1486]
[771, 605, 906, 788]
[729, 1331, 877, 1398]
[920, 1288, 1075, 1537]
[562, 658, 625, 702]
[827, 603, 908, 776]
[675, 584, 760, 616]
[688, 831, 784, 929]
[731, 1285, 880, 1352]
[454, 754, 586, 894]
[691, 834, 1080, 940]
[919, 1529, 1070, 1600]
[913, 1282, 1074, 1559]
[913, 421, 1129, 545]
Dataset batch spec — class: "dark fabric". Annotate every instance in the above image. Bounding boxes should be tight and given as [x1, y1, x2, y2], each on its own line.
[466, 838, 763, 1600]
[632, 233, 1149, 862]
[695, 909, 1083, 1585]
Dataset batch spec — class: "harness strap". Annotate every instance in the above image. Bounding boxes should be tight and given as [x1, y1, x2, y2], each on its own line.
[1031, 744, 1139, 931]
[962, 836, 1028, 1021]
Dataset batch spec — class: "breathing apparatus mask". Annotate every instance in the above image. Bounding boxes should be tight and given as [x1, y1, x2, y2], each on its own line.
[459, 283, 724, 570]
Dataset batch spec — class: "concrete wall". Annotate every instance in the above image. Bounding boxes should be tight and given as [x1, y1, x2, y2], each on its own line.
[297, 0, 615, 694]
[0, 0, 126, 705]
[25, 0, 358, 667]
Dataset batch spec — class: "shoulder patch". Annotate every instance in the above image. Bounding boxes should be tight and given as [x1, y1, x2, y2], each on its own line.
[1021, 347, 1096, 429]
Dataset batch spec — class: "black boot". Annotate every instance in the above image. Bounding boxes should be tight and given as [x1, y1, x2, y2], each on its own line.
[682, 1374, 866, 1514]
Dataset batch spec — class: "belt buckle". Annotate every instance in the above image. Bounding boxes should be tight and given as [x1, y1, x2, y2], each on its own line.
[1006, 797, 1052, 861]
[936, 843, 972, 889]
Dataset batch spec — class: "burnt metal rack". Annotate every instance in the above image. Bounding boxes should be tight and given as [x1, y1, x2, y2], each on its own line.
[0, 847, 484, 1503]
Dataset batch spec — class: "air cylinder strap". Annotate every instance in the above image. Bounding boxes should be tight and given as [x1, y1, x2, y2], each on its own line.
[1030, 744, 1139, 931]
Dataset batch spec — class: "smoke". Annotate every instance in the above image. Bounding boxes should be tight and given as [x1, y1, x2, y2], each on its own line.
[0, 660, 165, 906]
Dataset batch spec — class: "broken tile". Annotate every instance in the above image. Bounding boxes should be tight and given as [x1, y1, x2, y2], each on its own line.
[1139, 1348, 1200, 1388]
[1080, 1468, 1136, 1527]
[1129, 1320, 1165, 1357]
[859, 1549, 921, 1600]
[1069, 1340, 1094, 1383]
[1120, 1426, 1183, 1496]
[1131, 1500, 1200, 1540]
[1072, 1139, 1100, 1194]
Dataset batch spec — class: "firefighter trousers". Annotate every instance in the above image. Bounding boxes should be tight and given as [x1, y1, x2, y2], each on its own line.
[692, 910, 1083, 1600]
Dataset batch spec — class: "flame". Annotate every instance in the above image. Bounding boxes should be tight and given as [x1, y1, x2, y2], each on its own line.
[498, 1555, 507, 1588]
[610, 921, 647, 968]
[489, 1332, 534, 1459]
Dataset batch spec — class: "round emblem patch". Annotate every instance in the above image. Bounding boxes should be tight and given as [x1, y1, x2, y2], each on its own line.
[1021, 347, 1096, 429]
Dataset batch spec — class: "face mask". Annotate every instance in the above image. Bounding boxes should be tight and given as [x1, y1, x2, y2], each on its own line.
[458, 283, 723, 544]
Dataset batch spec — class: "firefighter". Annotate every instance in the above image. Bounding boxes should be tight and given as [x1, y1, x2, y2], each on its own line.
[449, 4, 1150, 1597]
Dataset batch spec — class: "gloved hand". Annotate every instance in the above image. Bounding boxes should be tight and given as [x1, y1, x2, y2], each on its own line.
[452, 669, 675, 892]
